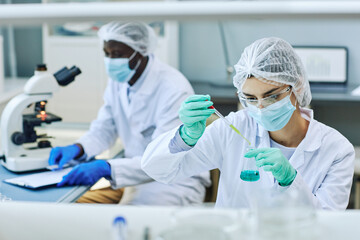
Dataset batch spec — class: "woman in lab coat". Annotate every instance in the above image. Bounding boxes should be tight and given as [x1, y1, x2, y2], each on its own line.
[48, 22, 210, 205]
[141, 37, 355, 210]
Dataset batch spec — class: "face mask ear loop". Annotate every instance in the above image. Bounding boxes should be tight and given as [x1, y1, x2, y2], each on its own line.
[129, 50, 137, 61]
[133, 58, 141, 72]
[129, 51, 142, 72]
[290, 90, 297, 108]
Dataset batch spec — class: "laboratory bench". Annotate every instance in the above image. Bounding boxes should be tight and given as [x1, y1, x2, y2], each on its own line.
[0, 165, 89, 202]
[0, 122, 123, 203]
[0, 201, 360, 240]
[353, 147, 360, 209]
[0, 123, 89, 202]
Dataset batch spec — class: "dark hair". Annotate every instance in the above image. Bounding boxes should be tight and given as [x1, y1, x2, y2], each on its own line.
[247, 74, 255, 79]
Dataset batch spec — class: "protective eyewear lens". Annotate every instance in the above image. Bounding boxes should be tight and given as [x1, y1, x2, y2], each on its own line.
[239, 86, 291, 108]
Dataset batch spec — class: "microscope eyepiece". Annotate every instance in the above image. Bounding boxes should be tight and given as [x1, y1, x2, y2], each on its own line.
[69, 66, 81, 76]
[53, 65, 82, 86]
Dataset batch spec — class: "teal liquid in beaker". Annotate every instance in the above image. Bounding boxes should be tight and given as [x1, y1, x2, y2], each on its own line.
[240, 170, 260, 182]
[241, 146, 260, 182]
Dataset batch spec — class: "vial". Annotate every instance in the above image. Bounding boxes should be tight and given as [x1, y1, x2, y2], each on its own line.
[112, 216, 127, 240]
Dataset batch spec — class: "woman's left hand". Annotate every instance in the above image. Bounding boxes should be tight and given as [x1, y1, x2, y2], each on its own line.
[244, 148, 297, 186]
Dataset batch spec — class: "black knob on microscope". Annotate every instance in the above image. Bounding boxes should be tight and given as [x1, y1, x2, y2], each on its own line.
[11, 132, 26, 145]
[38, 140, 52, 148]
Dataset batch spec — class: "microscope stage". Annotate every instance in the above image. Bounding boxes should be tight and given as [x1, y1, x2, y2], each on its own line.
[23, 112, 62, 125]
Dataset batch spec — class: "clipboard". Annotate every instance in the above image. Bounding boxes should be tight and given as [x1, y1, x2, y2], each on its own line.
[3, 168, 72, 189]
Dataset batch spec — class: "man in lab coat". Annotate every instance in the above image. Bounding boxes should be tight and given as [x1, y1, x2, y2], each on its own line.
[48, 22, 210, 204]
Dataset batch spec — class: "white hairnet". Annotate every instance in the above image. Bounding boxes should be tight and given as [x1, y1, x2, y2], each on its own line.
[98, 21, 157, 56]
[233, 37, 311, 107]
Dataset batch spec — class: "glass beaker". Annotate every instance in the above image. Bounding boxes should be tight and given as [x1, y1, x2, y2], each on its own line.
[240, 147, 260, 182]
[256, 188, 318, 240]
[157, 225, 230, 240]
[157, 208, 238, 240]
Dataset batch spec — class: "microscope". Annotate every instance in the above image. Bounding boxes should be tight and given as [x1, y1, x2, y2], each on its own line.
[0, 64, 81, 172]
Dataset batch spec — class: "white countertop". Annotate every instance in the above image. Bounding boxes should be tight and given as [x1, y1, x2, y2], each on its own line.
[0, 202, 359, 240]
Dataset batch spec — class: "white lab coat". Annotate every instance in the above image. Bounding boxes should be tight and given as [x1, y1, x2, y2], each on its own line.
[142, 108, 355, 210]
[77, 56, 210, 205]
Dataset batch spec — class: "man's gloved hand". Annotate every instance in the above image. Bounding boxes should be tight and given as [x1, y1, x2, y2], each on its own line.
[57, 160, 111, 187]
[48, 144, 83, 169]
[244, 148, 297, 186]
[179, 95, 215, 146]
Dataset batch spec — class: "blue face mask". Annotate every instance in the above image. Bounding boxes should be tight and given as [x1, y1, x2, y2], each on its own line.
[104, 51, 140, 83]
[247, 94, 296, 131]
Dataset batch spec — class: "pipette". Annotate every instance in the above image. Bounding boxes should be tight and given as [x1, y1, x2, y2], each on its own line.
[208, 105, 251, 146]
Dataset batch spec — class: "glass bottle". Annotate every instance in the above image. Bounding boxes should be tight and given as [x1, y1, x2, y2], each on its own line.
[240, 147, 260, 182]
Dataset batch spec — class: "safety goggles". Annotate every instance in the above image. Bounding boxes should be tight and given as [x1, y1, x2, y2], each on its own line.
[238, 86, 292, 108]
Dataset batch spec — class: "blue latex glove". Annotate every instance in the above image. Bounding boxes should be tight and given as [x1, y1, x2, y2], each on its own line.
[48, 144, 82, 169]
[57, 160, 111, 187]
[179, 95, 215, 146]
[244, 148, 297, 186]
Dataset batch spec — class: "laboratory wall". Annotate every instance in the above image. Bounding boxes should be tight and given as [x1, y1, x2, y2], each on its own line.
[1, 4, 360, 143]
[180, 18, 360, 87]
[0, 0, 42, 77]
[0, 36, 3, 92]
[179, 18, 360, 145]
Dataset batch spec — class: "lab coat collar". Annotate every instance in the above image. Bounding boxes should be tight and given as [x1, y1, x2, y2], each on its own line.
[130, 54, 159, 97]
[256, 108, 320, 151]
[296, 108, 322, 152]
[256, 108, 321, 169]
[122, 55, 160, 120]
[127, 54, 154, 94]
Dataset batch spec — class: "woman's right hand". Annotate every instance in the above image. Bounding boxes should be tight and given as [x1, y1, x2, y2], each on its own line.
[179, 95, 215, 146]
